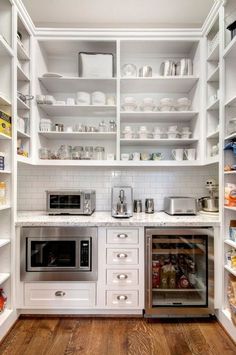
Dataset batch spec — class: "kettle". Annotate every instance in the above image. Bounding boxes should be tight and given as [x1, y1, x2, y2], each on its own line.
[145, 198, 154, 214]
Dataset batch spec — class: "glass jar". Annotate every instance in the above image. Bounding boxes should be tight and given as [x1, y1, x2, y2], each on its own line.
[58, 145, 72, 160]
[98, 120, 108, 132]
[40, 119, 52, 132]
[0, 289, 7, 313]
[0, 152, 5, 171]
[83, 146, 94, 160]
[55, 124, 64, 132]
[0, 182, 6, 205]
[39, 148, 50, 160]
[94, 146, 105, 160]
[109, 120, 116, 132]
[72, 146, 83, 160]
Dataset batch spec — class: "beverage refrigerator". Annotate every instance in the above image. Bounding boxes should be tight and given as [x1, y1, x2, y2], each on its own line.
[145, 228, 214, 317]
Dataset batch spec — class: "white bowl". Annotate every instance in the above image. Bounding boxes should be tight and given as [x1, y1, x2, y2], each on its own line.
[153, 133, 162, 139]
[181, 132, 192, 139]
[159, 105, 173, 112]
[167, 132, 179, 139]
[122, 103, 137, 112]
[124, 96, 137, 104]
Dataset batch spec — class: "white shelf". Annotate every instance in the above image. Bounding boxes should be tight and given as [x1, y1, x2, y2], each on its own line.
[225, 239, 236, 248]
[17, 65, 30, 82]
[225, 265, 236, 277]
[225, 133, 236, 140]
[0, 309, 13, 328]
[224, 206, 236, 212]
[224, 170, 236, 175]
[39, 76, 116, 92]
[207, 67, 219, 82]
[38, 131, 116, 140]
[120, 76, 199, 93]
[0, 204, 11, 211]
[17, 130, 30, 138]
[120, 138, 198, 146]
[17, 41, 30, 61]
[0, 239, 10, 248]
[39, 104, 116, 117]
[0, 132, 11, 140]
[207, 99, 219, 111]
[225, 96, 236, 107]
[120, 111, 198, 122]
[17, 98, 30, 110]
[207, 43, 219, 61]
[17, 155, 31, 164]
[0, 273, 10, 285]
[0, 170, 11, 174]
[224, 36, 236, 59]
[207, 130, 219, 139]
[0, 94, 11, 106]
[0, 36, 13, 57]
[205, 155, 219, 165]
[36, 159, 201, 167]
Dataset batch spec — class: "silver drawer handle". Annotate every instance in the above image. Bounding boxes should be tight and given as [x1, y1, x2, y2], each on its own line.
[117, 253, 128, 259]
[55, 291, 66, 297]
[117, 274, 128, 280]
[117, 295, 128, 301]
[117, 233, 128, 239]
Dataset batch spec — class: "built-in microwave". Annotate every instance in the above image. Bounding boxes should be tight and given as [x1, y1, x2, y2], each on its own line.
[20, 227, 98, 281]
[46, 190, 96, 215]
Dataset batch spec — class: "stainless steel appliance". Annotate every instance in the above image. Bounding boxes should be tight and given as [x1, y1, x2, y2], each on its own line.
[199, 179, 219, 213]
[145, 198, 154, 214]
[164, 197, 197, 215]
[46, 190, 95, 215]
[145, 227, 214, 317]
[20, 227, 98, 281]
[134, 199, 142, 213]
[111, 186, 133, 218]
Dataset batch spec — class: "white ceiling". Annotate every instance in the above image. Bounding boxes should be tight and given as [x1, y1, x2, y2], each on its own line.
[22, 0, 215, 29]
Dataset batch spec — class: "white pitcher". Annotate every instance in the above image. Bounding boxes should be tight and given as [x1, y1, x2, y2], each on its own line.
[184, 148, 196, 161]
[172, 149, 184, 161]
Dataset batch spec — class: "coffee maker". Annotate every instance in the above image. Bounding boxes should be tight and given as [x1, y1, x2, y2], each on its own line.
[111, 186, 133, 218]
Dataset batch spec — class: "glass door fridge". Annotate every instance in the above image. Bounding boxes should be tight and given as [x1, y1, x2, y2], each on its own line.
[145, 228, 214, 317]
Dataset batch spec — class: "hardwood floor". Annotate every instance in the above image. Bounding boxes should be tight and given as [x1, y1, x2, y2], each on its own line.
[0, 317, 235, 355]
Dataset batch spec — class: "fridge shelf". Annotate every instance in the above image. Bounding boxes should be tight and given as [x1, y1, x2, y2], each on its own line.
[152, 288, 206, 292]
[152, 238, 204, 244]
[152, 248, 204, 255]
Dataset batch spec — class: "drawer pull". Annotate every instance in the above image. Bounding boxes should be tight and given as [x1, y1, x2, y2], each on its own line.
[55, 291, 66, 297]
[117, 274, 128, 280]
[117, 253, 128, 259]
[117, 295, 128, 301]
[117, 233, 128, 239]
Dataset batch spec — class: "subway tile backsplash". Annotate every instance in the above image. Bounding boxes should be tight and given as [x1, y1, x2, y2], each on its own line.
[17, 165, 218, 211]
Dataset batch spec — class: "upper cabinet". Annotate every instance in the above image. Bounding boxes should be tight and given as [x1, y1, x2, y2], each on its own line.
[33, 38, 203, 166]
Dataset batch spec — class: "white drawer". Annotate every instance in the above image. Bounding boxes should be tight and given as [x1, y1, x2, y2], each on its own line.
[106, 228, 139, 244]
[106, 248, 138, 265]
[24, 283, 95, 308]
[106, 290, 138, 308]
[106, 269, 139, 287]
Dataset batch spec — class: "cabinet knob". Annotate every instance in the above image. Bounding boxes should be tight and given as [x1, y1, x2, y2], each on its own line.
[117, 295, 128, 301]
[55, 291, 66, 297]
[117, 253, 128, 259]
[117, 274, 128, 280]
[117, 233, 128, 239]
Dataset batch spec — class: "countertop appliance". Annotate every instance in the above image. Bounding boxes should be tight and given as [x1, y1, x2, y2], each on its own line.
[20, 227, 98, 281]
[145, 227, 214, 317]
[199, 179, 219, 213]
[134, 199, 142, 213]
[145, 198, 154, 214]
[111, 186, 133, 218]
[164, 196, 197, 215]
[46, 190, 95, 215]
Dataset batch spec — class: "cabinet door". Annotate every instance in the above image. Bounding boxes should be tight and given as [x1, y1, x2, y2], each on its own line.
[24, 283, 95, 308]
[106, 269, 139, 286]
[106, 248, 139, 265]
[107, 229, 139, 244]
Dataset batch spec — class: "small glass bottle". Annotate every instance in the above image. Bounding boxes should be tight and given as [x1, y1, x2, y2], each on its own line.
[0, 182, 6, 205]
[109, 120, 117, 132]
[94, 146, 105, 160]
[0, 152, 5, 171]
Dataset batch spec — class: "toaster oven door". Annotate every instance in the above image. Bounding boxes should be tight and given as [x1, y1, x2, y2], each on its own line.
[47, 191, 84, 214]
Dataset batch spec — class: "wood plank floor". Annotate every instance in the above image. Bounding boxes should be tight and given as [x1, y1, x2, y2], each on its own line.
[0, 317, 236, 355]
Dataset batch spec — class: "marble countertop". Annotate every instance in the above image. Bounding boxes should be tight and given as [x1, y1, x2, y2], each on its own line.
[16, 211, 220, 227]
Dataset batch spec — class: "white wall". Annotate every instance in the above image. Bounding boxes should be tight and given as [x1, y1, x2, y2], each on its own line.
[17, 165, 218, 211]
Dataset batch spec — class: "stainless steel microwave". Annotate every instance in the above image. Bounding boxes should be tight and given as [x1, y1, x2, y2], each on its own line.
[20, 226, 98, 281]
[46, 190, 96, 215]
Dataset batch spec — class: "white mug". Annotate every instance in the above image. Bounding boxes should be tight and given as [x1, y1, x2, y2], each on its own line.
[184, 148, 196, 161]
[172, 149, 184, 161]
[121, 153, 130, 161]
